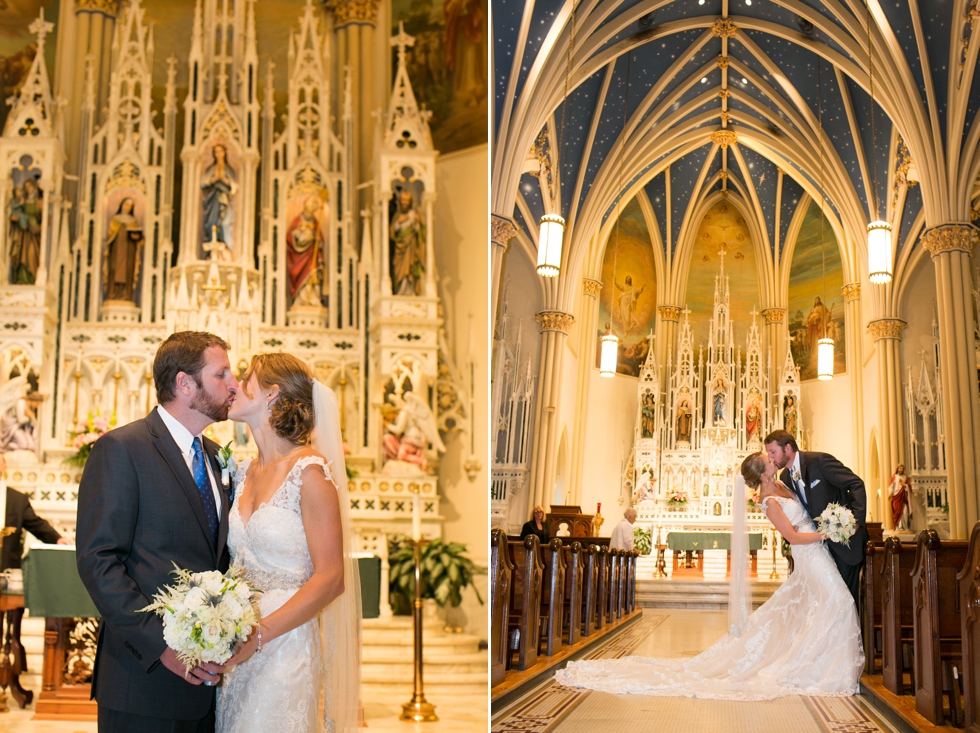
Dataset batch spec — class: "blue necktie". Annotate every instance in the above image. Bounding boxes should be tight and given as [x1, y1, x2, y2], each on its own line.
[192, 437, 219, 546]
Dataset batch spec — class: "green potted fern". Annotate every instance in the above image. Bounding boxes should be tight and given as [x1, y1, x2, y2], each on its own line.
[388, 537, 485, 615]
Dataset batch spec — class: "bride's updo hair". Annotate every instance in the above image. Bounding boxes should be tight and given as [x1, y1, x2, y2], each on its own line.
[243, 353, 315, 444]
[740, 452, 766, 489]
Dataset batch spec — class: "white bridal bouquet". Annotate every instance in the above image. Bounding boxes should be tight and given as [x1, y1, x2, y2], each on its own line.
[815, 503, 858, 547]
[138, 564, 261, 666]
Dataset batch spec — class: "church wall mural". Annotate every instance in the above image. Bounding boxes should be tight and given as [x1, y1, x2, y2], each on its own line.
[391, 0, 488, 152]
[0, 0, 58, 135]
[684, 200, 760, 350]
[594, 196, 657, 378]
[788, 200, 846, 380]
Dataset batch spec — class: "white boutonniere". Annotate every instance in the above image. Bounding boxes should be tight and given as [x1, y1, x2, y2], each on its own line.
[216, 440, 236, 487]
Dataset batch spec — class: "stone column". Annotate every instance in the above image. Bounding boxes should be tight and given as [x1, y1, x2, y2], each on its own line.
[922, 223, 980, 538]
[568, 278, 602, 504]
[656, 305, 682, 373]
[59, 0, 119, 206]
[327, 0, 380, 249]
[491, 215, 517, 324]
[841, 283, 865, 480]
[527, 310, 574, 513]
[868, 318, 907, 529]
[761, 307, 786, 376]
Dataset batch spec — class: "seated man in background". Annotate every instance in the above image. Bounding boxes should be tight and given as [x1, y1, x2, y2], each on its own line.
[1, 454, 70, 573]
[609, 508, 637, 552]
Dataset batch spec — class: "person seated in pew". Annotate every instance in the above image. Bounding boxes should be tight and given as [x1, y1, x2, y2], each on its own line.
[609, 508, 637, 552]
[1, 454, 71, 573]
[521, 505, 549, 545]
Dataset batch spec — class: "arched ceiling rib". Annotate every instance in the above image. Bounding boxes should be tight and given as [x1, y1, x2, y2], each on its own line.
[495, 0, 980, 311]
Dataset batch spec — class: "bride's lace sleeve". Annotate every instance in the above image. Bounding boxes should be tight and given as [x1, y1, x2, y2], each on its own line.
[233, 457, 252, 500]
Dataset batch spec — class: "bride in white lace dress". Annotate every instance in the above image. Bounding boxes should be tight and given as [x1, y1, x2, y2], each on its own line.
[555, 452, 864, 700]
[216, 353, 361, 732]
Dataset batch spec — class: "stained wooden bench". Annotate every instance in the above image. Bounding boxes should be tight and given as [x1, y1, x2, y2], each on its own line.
[912, 530, 968, 726]
[882, 536, 918, 695]
[490, 529, 513, 687]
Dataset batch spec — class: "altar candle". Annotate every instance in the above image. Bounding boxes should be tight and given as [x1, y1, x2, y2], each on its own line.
[412, 492, 421, 541]
[596, 502, 601, 514]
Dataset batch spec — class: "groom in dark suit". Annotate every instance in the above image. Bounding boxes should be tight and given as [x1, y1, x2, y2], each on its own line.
[76, 331, 238, 733]
[764, 429, 869, 607]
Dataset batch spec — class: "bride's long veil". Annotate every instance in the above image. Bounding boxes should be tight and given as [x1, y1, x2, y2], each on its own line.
[728, 473, 752, 637]
[312, 381, 362, 732]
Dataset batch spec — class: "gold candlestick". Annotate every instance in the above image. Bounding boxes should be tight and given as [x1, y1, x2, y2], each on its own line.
[400, 538, 438, 722]
[769, 528, 780, 580]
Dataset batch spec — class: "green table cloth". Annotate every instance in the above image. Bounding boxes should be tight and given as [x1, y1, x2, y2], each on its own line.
[22, 546, 383, 620]
[666, 532, 764, 551]
[23, 546, 100, 618]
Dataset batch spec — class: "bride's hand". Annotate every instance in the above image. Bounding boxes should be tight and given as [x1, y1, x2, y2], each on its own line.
[225, 629, 261, 668]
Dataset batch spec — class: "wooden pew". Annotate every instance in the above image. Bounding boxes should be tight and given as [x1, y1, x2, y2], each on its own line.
[539, 539, 566, 657]
[490, 529, 514, 687]
[606, 549, 621, 624]
[882, 536, 918, 695]
[624, 551, 636, 614]
[506, 536, 543, 671]
[957, 521, 980, 733]
[616, 550, 627, 619]
[913, 530, 969, 726]
[595, 546, 610, 630]
[562, 542, 584, 646]
[581, 545, 599, 637]
[863, 538, 886, 674]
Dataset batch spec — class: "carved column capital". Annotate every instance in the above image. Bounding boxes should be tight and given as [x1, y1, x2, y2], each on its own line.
[841, 283, 861, 302]
[761, 308, 786, 324]
[75, 0, 119, 16]
[658, 305, 683, 322]
[922, 223, 979, 258]
[867, 318, 907, 341]
[536, 310, 575, 334]
[325, 0, 380, 26]
[710, 129, 738, 148]
[582, 279, 602, 298]
[491, 215, 518, 249]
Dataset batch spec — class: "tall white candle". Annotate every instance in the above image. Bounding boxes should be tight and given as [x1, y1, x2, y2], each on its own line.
[412, 492, 421, 541]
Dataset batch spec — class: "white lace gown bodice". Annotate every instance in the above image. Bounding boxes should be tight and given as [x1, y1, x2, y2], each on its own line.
[555, 496, 864, 700]
[217, 456, 333, 733]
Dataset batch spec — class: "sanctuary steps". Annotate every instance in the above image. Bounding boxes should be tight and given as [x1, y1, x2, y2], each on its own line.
[635, 578, 783, 609]
[19, 613, 489, 698]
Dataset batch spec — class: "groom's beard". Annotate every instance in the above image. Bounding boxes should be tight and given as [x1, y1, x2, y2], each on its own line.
[191, 386, 231, 422]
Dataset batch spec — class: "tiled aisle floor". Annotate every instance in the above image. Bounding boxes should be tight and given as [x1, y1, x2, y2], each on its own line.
[492, 609, 902, 733]
[1, 673, 487, 732]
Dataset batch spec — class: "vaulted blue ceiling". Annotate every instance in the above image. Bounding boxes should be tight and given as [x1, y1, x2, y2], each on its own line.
[494, 0, 980, 274]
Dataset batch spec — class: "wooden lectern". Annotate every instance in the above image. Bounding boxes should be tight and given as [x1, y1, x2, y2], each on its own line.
[545, 505, 595, 538]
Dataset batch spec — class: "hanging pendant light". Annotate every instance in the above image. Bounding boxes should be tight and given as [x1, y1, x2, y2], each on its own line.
[600, 327, 619, 377]
[867, 220, 892, 283]
[537, 214, 565, 277]
[865, 1, 892, 284]
[817, 338, 835, 380]
[816, 58, 835, 381]
[538, 1, 577, 279]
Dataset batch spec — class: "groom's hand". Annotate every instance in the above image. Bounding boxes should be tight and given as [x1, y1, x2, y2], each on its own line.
[159, 646, 223, 686]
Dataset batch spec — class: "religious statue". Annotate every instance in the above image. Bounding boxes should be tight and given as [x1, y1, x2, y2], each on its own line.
[286, 194, 326, 308]
[8, 178, 42, 285]
[745, 392, 762, 444]
[888, 464, 913, 531]
[200, 143, 238, 251]
[632, 470, 656, 503]
[676, 399, 692, 443]
[640, 392, 655, 439]
[102, 197, 144, 302]
[389, 189, 424, 295]
[783, 394, 798, 437]
[712, 377, 727, 425]
[615, 275, 645, 337]
[381, 391, 445, 474]
[0, 376, 37, 454]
